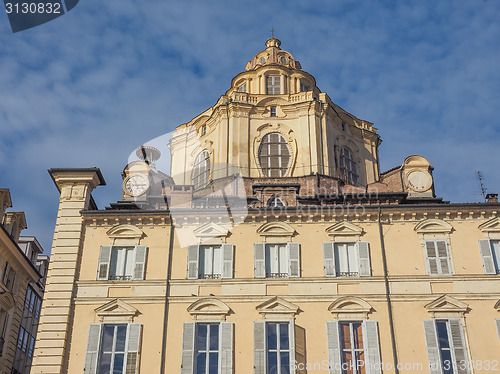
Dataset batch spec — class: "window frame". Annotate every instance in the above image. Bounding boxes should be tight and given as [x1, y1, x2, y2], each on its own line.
[265, 322, 292, 374]
[258, 133, 291, 178]
[187, 244, 234, 280]
[194, 323, 221, 374]
[254, 243, 300, 279]
[339, 321, 366, 374]
[323, 241, 371, 277]
[192, 150, 211, 190]
[339, 147, 358, 185]
[97, 245, 147, 281]
[266, 75, 281, 95]
[424, 240, 452, 276]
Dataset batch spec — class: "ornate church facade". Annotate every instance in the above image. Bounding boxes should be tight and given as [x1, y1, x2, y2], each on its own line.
[32, 38, 500, 374]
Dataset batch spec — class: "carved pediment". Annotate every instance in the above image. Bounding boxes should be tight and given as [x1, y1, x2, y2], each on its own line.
[328, 296, 372, 319]
[479, 218, 500, 233]
[193, 222, 230, 238]
[256, 297, 299, 319]
[187, 298, 231, 321]
[95, 299, 139, 322]
[325, 221, 363, 239]
[257, 222, 295, 240]
[415, 219, 453, 234]
[425, 295, 468, 317]
[106, 225, 144, 245]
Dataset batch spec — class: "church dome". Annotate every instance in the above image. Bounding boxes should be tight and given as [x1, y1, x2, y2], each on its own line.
[245, 37, 302, 71]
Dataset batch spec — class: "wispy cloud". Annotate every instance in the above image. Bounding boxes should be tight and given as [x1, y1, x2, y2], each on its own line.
[1, 0, 499, 250]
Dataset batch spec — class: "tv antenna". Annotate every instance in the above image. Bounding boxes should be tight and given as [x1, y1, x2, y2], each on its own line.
[477, 171, 487, 202]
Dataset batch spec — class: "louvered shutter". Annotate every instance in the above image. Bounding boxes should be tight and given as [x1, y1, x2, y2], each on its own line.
[326, 321, 342, 374]
[289, 321, 296, 374]
[12, 272, 19, 293]
[288, 243, 300, 277]
[3, 262, 10, 284]
[423, 320, 441, 374]
[357, 242, 371, 276]
[187, 245, 199, 279]
[294, 324, 306, 374]
[220, 322, 233, 374]
[97, 246, 112, 280]
[221, 244, 234, 279]
[133, 246, 147, 280]
[496, 319, 500, 342]
[437, 240, 452, 275]
[254, 321, 265, 374]
[126, 323, 141, 374]
[478, 239, 496, 274]
[181, 322, 195, 374]
[425, 241, 439, 275]
[363, 321, 382, 374]
[323, 242, 336, 277]
[254, 243, 266, 278]
[84, 324, 102, 374]
[448, 319, 470, 374]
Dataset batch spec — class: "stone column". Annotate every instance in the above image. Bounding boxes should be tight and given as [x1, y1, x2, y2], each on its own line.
[31, 168, 105, 374]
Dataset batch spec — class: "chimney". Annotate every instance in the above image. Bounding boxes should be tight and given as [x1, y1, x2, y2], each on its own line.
[486, 193, 498, 203]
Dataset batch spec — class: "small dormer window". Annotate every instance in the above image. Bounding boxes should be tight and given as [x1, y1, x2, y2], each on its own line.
[280, 56, 288, 64]
[237, 83, 247, 93]
[300, 81, 310, 92]
[270, 106, 277, 117]
[259, 57, 266, 65]
[268, 196, 284, 207]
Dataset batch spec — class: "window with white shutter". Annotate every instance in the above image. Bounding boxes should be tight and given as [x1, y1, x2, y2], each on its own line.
[323, 242, 371, 277]
[97, 246, 148, 281]
[326, 320, 381, 374]
[425, 240, 452, 275]
[187, 244, 234, 279]
[423, 319, 470, 374]
[255, 243, 301, 278]
[84, 323, 141, 374]
[254, 321, 295, 374]
[479, 239, 500, 274]
[181, 322, 233, 374]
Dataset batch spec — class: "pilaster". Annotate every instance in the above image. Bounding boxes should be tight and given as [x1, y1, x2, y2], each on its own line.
[31, 168, 105, 374]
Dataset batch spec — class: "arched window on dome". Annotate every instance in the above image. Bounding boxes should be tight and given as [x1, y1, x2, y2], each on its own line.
[340, 147, 358, 185]
[266, 75, 281, 95]
[192, 150, 211, 189]
[259, 133, 290, 178]
[267, 196, 284, 207]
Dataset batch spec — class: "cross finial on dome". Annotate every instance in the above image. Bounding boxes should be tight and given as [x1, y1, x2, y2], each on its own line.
[271, 27, 275, 38]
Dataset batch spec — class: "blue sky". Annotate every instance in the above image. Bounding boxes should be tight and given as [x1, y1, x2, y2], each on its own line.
[1, 0, 499, 252]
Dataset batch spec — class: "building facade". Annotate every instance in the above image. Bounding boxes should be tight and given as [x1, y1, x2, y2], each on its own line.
[0, 189, 44, 374]
[32, 39, 500, 374]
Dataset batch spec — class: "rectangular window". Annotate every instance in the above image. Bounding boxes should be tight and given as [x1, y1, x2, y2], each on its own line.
[195, 324, 219, 374]
[182, 322, 233, 374]
[326, 320, 381, 374]
[299, 81, 310, 92]
[265, 244, 289, 278]
[323, 242, 371, 277]
[266, 323, 291, 374]
[84, 323, 141, 374]
[479, 239, 500, 274]
[335, 243, 359, 277]
[254, 243, 300, 278]
[266, 75, 281, 95]
[199, 245, 222, 279]
[2, 262, 16, 291]
[0, 308, 8, 357]
[423, 319, 470, 374]
[340, 322, 366, 374]
[270, 106, 277, 117]
[425, 240, 452, 275]
[97, 246, 147, 281]
[237, 83, 247, 92]
[187, 244, 234, 280]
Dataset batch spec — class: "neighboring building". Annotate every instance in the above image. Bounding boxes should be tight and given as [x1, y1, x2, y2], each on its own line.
[12, 237, 48, 374]
[32, 38, 500, 374]
[0, 189, 42, 374]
